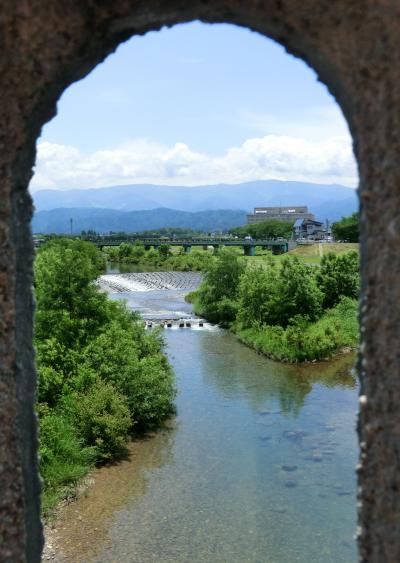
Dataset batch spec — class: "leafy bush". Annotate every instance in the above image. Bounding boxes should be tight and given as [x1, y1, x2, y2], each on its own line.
[82, 317, 176, 426]
[39, 405, 95, 514]
[129, 354, 177, 425]
[65, 381, 132, 461]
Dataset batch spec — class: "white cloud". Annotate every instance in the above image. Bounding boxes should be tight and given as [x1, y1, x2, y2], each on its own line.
[30, 133, 358, 192]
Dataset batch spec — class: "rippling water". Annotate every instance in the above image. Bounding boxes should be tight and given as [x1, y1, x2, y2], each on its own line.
[52, 270, 358, 562]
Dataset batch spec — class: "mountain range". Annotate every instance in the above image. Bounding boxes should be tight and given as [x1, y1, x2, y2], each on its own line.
[32, 180, 358, 234]
[32, 208, 248, 234]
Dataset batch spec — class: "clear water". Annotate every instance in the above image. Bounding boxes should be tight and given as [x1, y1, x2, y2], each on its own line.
[93, 330, 357, 562]
[87, 272, 359, 563]
[50, 268, 357, 561]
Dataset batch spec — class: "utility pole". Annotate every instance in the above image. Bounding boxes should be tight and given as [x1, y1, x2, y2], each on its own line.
[70, 217, 73, 236]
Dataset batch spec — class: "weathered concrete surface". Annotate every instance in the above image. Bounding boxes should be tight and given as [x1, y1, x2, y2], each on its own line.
[0, 1, 399, 561]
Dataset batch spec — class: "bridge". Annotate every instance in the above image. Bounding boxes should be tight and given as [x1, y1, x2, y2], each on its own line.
[89, 237, 291, 255]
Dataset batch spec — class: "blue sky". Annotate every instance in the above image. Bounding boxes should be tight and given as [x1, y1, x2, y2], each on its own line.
[31, 22, 357, 191]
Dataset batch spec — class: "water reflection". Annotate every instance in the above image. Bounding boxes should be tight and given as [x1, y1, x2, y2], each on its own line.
[199, 330, 356, 417]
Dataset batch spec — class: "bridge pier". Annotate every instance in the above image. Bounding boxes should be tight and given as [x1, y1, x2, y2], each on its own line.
[272, 244, 287, 255]
[243, 245, 256, 256]
[202, 245, 208, 251]
[183, 245, 192, 254]
[213, 244, 220, 254]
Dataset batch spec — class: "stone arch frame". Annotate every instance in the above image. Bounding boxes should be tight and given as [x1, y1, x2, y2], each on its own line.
[1, 1, 399, 561]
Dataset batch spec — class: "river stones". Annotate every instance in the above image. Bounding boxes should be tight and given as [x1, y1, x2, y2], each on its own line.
[281, 464, 298, 472]
[282, 429, 307, 442]
[256, 419, 271, 426]
[333, 485, 352, 497]
[258, 435, 271, 442]
[305, 451, 323, 462]
[284, 480, 298, 488]
[257, 408, 271, 415]
[321, 447, 335, 456]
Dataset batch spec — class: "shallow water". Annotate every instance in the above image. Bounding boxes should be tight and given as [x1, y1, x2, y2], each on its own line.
[54, 271, 359, 562]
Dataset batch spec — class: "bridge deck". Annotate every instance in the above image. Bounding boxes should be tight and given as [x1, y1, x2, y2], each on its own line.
[91, 238, 289, 247]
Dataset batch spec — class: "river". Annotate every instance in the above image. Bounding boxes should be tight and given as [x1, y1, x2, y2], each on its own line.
[48, 268, 358, 563]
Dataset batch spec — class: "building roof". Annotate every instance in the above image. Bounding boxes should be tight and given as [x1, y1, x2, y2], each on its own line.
[293, 219, 303, 227]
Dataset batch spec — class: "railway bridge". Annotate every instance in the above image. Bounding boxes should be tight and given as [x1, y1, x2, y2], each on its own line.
[89, 237, 292, 255]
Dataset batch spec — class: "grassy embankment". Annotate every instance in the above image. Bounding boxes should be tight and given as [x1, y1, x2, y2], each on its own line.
[188, 247, 359, 363]
[35, 239, 176, 514]
[244, 242, 359, 265]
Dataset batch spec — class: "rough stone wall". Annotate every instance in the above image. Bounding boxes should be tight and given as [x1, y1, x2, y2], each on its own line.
[0, 1, 399, 561]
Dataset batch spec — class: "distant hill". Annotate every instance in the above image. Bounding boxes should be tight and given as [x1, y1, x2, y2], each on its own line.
[32, 207, 248, 235]
[33, 179, 358, 219]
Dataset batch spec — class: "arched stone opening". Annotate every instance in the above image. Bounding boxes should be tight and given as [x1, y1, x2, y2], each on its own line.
[1, 2, 399, 562]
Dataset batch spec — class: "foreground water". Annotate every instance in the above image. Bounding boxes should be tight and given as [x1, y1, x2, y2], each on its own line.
[51, 272, 358, 562]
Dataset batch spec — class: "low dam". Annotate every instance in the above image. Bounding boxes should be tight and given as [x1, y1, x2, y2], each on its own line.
[45, 270, 358, 562]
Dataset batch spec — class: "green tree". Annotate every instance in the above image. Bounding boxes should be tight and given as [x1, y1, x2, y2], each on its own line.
[237, 264, 281, 327]
[276, 257, 323, 325]
[230, 219, 293, 239]
[34, 239, 108, 349]
[195, 249, 245, 324]
[237, 258, 323, 328]
[332, 212, 359, 242]
[118, 241, 145, 263]
[158, 244, 171, 259]
[81, 310, 176, 425]
[317, 251, 360, 308]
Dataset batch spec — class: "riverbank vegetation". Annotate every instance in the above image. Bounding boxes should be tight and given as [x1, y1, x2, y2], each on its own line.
[103, 238, 359, 271]
[189, 249, 359, 362]
[35, 239, 176, 514]
[104, 241, 215, 271]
